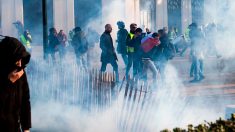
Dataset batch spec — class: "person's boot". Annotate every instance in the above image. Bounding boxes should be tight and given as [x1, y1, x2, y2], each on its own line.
[190, 74, 194, 78]
[189, 78, 200, 83]
[199, 75, 205, 80]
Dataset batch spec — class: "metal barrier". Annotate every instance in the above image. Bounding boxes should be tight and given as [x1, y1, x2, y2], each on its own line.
[27, 60, 117, 112]
[27, 59, 159, 131]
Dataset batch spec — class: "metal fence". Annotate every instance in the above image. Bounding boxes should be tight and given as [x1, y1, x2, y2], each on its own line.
[27, 59, 160, 131]
[27, 60, 117, 112]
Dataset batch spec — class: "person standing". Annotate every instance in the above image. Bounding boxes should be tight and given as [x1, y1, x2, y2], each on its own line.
[20, 30, 32, 53]
[116, 21, 128, 66]
[57, 30, 68, 60]
[71, 27, 89, 69]
[189, 23, 205, 82]
[125, 28, 143, 79]
[47, 27, 60, 63]
[100, 24, 119, 82]
[154, 29, 171, 80]
[0, 36, 31, 132]
[125, 23, 137, 78]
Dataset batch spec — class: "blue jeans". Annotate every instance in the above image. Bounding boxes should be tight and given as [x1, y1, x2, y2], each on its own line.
[191, 55, 204, 80]
[142, 59, 158, 80]
[126, 53, 142, 79]
[154, 59, 167, 81]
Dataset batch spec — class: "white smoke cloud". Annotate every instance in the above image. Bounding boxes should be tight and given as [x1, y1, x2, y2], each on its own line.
[204, 0, 235, 59]
[27, 0, 235, 131]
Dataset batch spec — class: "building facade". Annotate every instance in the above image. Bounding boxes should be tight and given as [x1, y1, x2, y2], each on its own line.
[0, 0, 230, 38]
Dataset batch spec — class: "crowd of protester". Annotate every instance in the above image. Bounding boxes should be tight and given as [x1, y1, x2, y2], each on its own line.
[13, 20, 221, 84]
[0, 18, 223, 132]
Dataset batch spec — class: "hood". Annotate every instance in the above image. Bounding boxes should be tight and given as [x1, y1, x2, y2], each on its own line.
[0, 36, 31, 77]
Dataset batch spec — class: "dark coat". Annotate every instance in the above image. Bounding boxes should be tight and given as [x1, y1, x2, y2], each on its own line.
[117, 28, 128, 54]
[189, 27, 205, 58]
[48, 34, 60, 53]
[57, 33, 67, 47]
[0, 37, 31, 132]
[71, 33, 89, 56]
[189, 27, 204, 47]
[100, 31, 117, 62]
[129, 36, 142, 56]
[152, 34, 171, 61]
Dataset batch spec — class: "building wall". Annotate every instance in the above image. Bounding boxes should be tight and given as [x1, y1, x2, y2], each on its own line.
[75, 0, 101, 28]
[191, 0, 204, 25]
[155, 0, 168, 30]
[181, 0, 192, 32]
[1, 0, 24, 37]
[53, 0, 74, 35]
[100, 0, 141, 30]
[0, 0, 196, 37]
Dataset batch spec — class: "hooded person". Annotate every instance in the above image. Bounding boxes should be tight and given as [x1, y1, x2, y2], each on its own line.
[0, 36, 31, 132]
[116, 21, 128, 66]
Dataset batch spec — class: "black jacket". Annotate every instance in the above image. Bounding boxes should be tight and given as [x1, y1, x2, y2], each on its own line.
[100, 31, 117, 62]
[72, 33, 89, 56]
[117, 28, 128, 54]
[152, 34, 171, 61]
[130, 36, 142, 55]
[0, 37, 31, 132]
[48, 34, 59, 52]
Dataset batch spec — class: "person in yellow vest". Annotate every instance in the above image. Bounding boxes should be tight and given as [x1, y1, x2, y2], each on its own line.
[125, 23, 137, 78]
[126, 23, 137, 53]
[20, 30, 32, 53]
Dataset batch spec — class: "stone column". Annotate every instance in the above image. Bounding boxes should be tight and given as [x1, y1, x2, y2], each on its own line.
[203, 0, 217, 24]
[124, 0, 141, 29]
[53, 0, 74, 34]
[124, 0, 133, 28]
[181, 0, 192, 33]
[134, 0, 140, 26]
[1, 0, 24, 37]
[100, 0, 141, 31]
[102, 0, 126, 23]
[155, 0, 168, 30]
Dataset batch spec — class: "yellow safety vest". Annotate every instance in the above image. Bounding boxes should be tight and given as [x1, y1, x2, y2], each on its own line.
[20, 35, 31, 49]
[127, 33, 135, 53]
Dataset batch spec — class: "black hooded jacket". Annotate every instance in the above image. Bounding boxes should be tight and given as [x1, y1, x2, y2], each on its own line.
[0, 36, 31, 132]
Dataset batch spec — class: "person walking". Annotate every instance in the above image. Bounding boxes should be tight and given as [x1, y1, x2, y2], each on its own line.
[100, 24, 119, 82]
[125, 28, 143, 79]
[71, 27, 89, 69]
[47, 27, 60, 64]
[116, 21, 128, 66]
[189, 23, 205, 83]
[141, 32, 160, 81]
[20, 30, 32, 53]
[57, 30, 68, 60]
